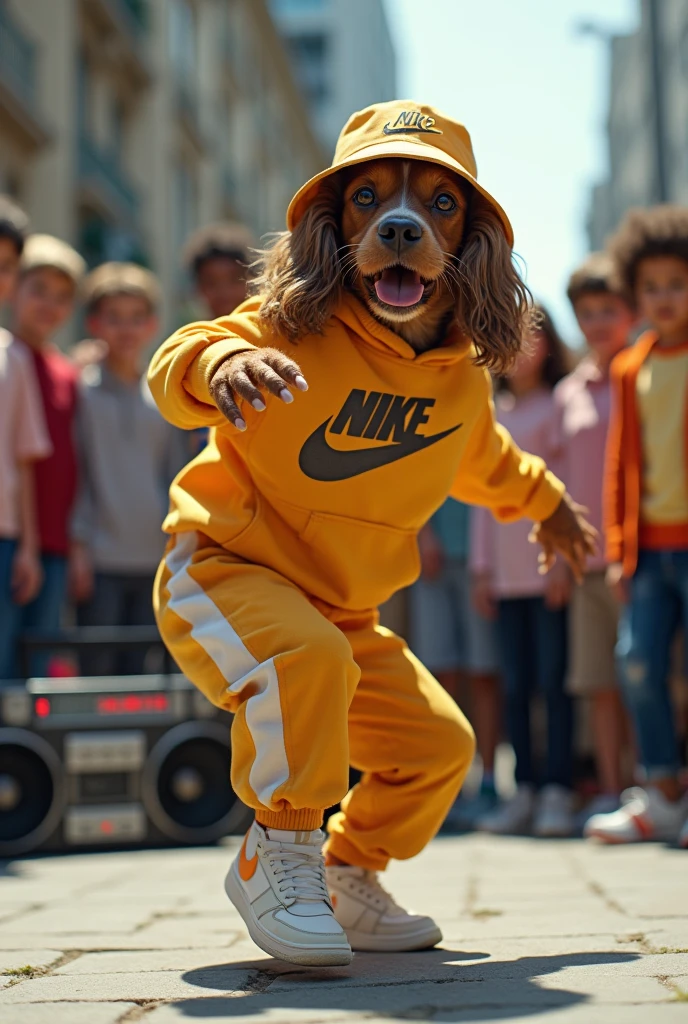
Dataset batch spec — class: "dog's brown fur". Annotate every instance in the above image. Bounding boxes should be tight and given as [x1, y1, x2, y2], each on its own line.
[253, 159, 533, 372]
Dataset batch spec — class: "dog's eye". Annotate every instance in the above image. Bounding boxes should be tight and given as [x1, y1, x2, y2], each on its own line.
[434, 193, 457, 212]
[353, 187, 376, 207]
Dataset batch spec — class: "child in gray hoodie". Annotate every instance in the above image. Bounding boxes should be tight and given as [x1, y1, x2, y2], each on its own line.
[70, 263, 188, 674]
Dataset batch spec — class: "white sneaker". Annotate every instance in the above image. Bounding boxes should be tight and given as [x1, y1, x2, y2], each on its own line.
[533, 785, 575, 838]
[679, 817, 688, 849]
[584, 787, 686, 844]
[225, 822, 352, 966]
[478, 783, 535, 835]
[326, 865, 442, 952]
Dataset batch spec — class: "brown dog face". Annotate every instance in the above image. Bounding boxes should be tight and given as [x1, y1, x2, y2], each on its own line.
[340, 159, 469, 347]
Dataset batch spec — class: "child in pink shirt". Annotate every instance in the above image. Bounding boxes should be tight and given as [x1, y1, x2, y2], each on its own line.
[0, 198, 51, 679]
[471, 307, 573, 836]
[555, 254, 635, 822]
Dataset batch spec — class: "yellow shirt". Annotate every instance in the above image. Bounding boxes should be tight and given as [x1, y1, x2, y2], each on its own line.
[637, 345, 688, 524]
[148, 294, 563, 611]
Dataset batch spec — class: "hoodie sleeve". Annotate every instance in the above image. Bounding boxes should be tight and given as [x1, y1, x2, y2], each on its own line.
[147, 300, 269, 430]
[449, 368, 565, 523]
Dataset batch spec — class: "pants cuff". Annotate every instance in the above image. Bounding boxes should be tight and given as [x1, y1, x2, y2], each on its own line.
[256, 808, 324, 830]
[325, 832, 389, 872]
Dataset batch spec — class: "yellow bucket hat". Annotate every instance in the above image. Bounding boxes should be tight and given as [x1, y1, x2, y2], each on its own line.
[287, 100, 513, 246]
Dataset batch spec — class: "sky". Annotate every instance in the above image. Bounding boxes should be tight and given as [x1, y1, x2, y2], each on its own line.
[381, 0, 638, 342]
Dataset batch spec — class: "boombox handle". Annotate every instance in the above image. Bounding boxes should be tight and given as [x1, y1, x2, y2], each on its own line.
[19, 626, 175, 679]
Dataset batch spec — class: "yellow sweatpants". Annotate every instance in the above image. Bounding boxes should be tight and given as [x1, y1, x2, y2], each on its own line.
[154, 532, 476, 870]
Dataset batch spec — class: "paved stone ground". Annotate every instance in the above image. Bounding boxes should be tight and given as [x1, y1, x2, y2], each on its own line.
[0, 834, 686, 1023]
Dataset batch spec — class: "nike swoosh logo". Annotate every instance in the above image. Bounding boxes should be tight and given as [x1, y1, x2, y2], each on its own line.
[238, 832, 258, 881]
[382, 124, 442, 135]
[299, 419, 462, 482]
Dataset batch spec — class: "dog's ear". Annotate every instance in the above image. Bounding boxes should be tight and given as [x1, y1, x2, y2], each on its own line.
[256, 179, 342, 339]
[454, 195, 534, 374]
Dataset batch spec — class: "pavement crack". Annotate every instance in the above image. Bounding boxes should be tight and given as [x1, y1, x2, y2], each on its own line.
[241, 967, 281, 994]
[116, 1000, 165, 1022]
[563, 849, 627, 915]
[0, 900, 45, 925]
[0, 949, 82, 988]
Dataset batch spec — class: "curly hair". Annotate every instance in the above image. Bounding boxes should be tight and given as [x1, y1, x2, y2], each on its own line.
[251, 174, 534, 373]
[606, 204, 688, 302]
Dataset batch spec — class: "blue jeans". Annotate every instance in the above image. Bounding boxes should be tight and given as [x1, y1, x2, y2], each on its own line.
[617, 549, 685, 779]
[0, 542, 68, 679]
[0, 539, 22, 679]
[497, 596, 572, 789]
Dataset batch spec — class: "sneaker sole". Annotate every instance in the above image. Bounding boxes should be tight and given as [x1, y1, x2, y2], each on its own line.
[225, 864, 353, 967]
[344, 922, 443, 953]
[584, 829, 644, 844]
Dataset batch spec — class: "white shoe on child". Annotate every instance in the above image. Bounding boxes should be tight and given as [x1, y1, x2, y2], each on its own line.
[326, 864, 442, 952]
[679, 816, 688, 849]
[584, 787, 686, 844]
[225, 821, 352, 966]
[533, 784, 575, 837]
[477, 783, 535, 835]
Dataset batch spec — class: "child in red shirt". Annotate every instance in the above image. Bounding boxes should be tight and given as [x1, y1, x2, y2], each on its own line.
[11, 235, 85, 673]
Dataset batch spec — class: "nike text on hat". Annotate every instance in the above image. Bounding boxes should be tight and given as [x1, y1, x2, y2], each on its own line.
[286, 100, 513, 246]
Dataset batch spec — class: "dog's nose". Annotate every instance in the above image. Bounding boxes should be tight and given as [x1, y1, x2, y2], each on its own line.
[377, 216, 423, 251]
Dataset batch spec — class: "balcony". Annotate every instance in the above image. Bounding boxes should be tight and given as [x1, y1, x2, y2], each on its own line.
[0, 4, 49, 148]
[78, 135, 139, 225]
[81, 0, 151, 87]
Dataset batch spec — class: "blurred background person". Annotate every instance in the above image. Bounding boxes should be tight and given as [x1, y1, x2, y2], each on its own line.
[587, 206, 688, 847]
[70, 263, 189, 675]
[183, 222, 256, 321]
[0, 199, 51, 679]
[182, 223, 257, 457]
[10, 234, 85, 674]
[411, 500, 502, 829]
[555, 253, 636, 824]
[473, 307, 574, 837]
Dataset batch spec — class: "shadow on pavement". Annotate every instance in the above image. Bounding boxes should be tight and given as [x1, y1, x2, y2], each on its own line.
[174, 947, 640, 1020]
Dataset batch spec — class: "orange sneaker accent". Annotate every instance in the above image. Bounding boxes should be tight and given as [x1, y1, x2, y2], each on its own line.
[331, 893, 338, 908]
[238, 832, 258, 881]
[630, 812, 654, 840]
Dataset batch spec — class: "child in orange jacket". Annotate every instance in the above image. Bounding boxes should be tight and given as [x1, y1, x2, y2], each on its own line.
[149, 101, 594, 966]
[586, 206, 688, 848]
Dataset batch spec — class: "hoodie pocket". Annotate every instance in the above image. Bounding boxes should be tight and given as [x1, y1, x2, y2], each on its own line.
[300, 510, 420, 610]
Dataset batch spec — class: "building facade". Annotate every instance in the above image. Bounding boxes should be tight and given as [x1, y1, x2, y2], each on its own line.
[270, 0, 396, 155]
[0, 0, 325, 333]
[588, 0, 688, 250]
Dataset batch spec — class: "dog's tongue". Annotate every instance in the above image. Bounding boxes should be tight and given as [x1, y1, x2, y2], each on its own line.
[375, 267, 424, 307]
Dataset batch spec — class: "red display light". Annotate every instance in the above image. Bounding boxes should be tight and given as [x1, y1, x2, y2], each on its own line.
[96, 693, 170, 715]
[34, 697, 51, 718]
[100, 820, 114, 835]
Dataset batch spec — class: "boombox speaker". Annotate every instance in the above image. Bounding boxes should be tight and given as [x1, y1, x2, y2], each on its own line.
[0, 671, 252, 856]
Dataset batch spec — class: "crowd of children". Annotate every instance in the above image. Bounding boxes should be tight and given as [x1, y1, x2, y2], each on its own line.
[411, 221, 688, 846]
[1, 189, 687, 847]
[0, 199, 253, 680]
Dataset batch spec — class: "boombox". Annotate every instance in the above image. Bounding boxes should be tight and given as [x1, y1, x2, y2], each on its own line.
[0, 673, 252, 856]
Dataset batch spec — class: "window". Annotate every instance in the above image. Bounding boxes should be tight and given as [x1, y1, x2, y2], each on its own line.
[169, 0, 198, 95]
[288, 33, 329, 104]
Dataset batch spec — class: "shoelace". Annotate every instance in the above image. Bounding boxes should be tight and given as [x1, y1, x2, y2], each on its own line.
[261, 840, 330, 907]
[349, 870, 401, 911]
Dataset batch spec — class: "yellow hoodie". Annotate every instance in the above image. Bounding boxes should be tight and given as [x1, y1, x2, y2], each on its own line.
[148, 293, 564, 612]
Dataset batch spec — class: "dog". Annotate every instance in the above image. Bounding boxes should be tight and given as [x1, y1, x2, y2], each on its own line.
[255, 156, 531, 365]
